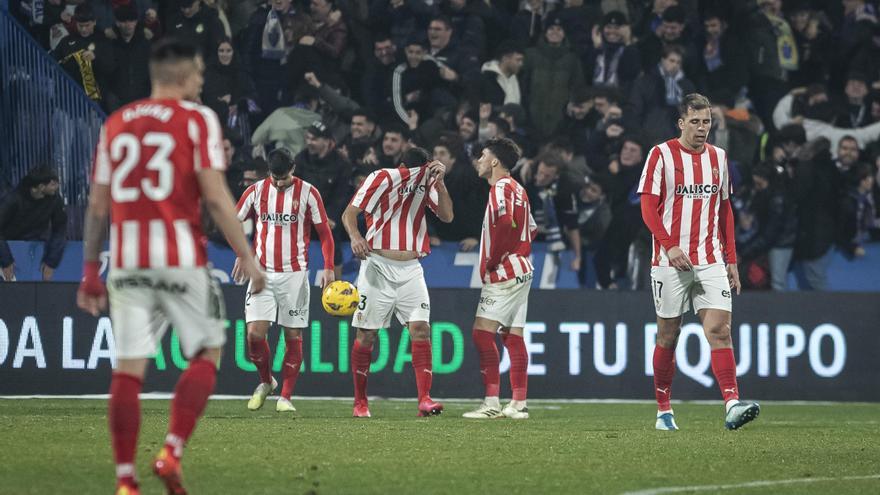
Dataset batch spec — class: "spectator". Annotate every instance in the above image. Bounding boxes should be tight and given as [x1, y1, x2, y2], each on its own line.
[510, 0, 550, 48]
[376, 124, 408, 168]
[251, 86, 322, 156]
[427, 133, 486, 250]
[391, 36, 442, 127]
[51, 4, 115, 108]
[556, 0, 603, 57]
[633, 0, 678, 40]
[837, 163, 875, 259]
[497, 102, 536, 158]
[425, 16, 481, 105]
[583, 11, 640, 95]
[301, 71, 361, 141]
[340, 110, 382, 168]
[835, 71, 872, 128]
[691, 10, 748, 99]
[736, 163, 798, 291]
[361, 34, 400, 124]
[787, 3, 833, 87]
[836, 135, 862, 173]
[368, 0, 434, 52]
[308, 0, 349, 62]
[792, 136, 839, 290]
[708, 96, 762, 179]
[626, 44, 696, 146]
[521, 13, 586, 141]
[438, 0, 486, 56]
[242, 0, 312, 115]
[0, 166, 67, 282]
[293, 121, 353, 272]
[636, 5, 692, 76]
[202, 38, 258, 131]
[555, 88, 597, 158]
[575, 174, 612, 287]
[104, 4, 152, 111]
[748, 0, 798, 128]
[518, 152, 581, 269]
[167, 0, 225, 62]
[480, 40, 524, 106]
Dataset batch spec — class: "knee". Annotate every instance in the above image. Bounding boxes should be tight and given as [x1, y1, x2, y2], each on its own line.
[357, 329, 377, 346]
[706, 322, 732, 347]
[408, 322, 431, 341]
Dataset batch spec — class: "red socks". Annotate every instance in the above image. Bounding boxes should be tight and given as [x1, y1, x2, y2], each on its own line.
[109, 372, 143, 486]
[711, 348, 740, 402]
[165, 358, 217, 459]
[472, 329, 500, 397]
[247, 337, 273, 385]
[351, 340, 372, 403]
[653, 345, 676, 411]
[280, 338, 303, 400]
[410, 340, 433, 401]
[503, 334, 528, 401]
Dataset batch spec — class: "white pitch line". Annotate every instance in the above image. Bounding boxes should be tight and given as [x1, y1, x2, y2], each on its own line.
[622, 474, 880, 495]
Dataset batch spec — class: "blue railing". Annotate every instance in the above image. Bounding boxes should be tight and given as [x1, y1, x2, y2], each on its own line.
[0, 1, 106, 238]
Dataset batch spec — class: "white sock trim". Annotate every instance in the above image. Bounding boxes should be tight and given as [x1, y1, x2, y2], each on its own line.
[116, 463, 136, 479]
[725, 399, 740, 413]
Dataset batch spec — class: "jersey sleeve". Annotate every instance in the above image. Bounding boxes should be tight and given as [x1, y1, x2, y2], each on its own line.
[350, 170, 389, 212]
[236, 184, 256, 221]
[189, 106, 226, 172]
[637, 146, 664, 196]
[721, 152, 731, 200]
[92, 125, 112, 186]
[307, 186, 329, 225]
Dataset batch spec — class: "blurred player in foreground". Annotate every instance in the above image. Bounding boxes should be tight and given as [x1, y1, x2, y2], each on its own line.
[341, 147, 453, 418]
[638, 93, 760, 431]
[233, 148, 335, 413]
[77, 39, 265, 495]
[463, 138, 537, 420]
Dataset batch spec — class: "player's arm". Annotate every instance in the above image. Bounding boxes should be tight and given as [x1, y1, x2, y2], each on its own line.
[342, 204, 370, 260]
[344, 170, 389, 259]
[198, 169, 265, 292]
[231, 184, 256, 284]
[718, 197, 740, 295]
[637, 146, 690, 271]
[78, 126, 112, 316]
[309, 188, 336, 288]
[427, 160, 453, 223]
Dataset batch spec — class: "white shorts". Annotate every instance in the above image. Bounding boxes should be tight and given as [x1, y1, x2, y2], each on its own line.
[245, 270, 310, 328]
[475, 274, 532, 328]
[650, 263, 733, 318]
[351, 255, 430, 329]
[108, 267, 226, 360]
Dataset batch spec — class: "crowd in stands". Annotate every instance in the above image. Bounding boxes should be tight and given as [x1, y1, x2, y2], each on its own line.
[8, 0, 880, 289]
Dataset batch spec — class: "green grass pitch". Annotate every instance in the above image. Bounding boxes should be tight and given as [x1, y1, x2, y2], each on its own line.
[1, 399, 878, 494]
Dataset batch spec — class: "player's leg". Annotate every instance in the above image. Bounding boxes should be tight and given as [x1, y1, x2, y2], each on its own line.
[244, 273, 278, 409]
[152, 269, 227, 494]
[500, 326, 529, 419]
[106, 271, 164, 493]
[352, 328, 377, 417]
[463, 317, 504, 418]
[277, 327, 304, 412]
[274, 271, 310, 412]
[650, 266, 690, 431]
[406, 320, 443, 416]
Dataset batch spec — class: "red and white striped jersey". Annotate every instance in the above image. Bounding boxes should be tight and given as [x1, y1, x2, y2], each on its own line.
[480, 176, 537, 284]
[236, 177, 329, 272]
[638, 139, 731, 267]
[91, 98, 225, 270]
[349, 166, 440, 255]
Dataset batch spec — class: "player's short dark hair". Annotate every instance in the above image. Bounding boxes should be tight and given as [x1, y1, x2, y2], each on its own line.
[401, 147, 431, 168]
[267, 148, 295, 176]
[678, 93, 711, 117]
[150, 37, 199, 63]
[484, 137, 521, 170]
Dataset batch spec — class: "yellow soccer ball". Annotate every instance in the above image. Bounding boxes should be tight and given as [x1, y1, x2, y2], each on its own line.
[322, 280, 360, 317]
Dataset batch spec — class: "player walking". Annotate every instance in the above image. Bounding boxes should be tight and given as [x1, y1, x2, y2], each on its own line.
[76, 39, 266, 495]
[232, 148, 335, 413]
[463, 138, 536, 420]
[341, 147, 453, 418]
[638, 93, 760, 431]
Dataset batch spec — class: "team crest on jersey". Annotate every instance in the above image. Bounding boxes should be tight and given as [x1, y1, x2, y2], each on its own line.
[291, 200, 299, 211]
[712, 167, 719, 179]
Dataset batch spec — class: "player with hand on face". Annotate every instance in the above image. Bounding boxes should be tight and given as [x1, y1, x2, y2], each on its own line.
[341, 147, 454, 418]
[638, 93, 760, 431]
[77, 38, 266, 495]
[463, 138, 537, 420]
[233, 147, 335, 414]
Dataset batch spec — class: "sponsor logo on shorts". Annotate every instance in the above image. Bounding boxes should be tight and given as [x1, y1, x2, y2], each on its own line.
[420, 303, 430, 310]
[516, 272, 534, 284]
[722, 290, 731, 298]
[112, 276, 187, 294]
[289, 309, 308, 317]
[479, 297, 496, 306]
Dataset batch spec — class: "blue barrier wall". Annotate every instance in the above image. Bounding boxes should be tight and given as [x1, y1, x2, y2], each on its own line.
[4, 240, 880, 290]
[0, 5, 106, 236]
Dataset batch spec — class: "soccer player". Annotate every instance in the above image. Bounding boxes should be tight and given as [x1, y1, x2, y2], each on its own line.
[232, 148, 335, 413]
[76, 39, 266, 495]
[341, 147, 454, 418]
[638, 93, 760, 431]
[463, 138, 537, 420]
